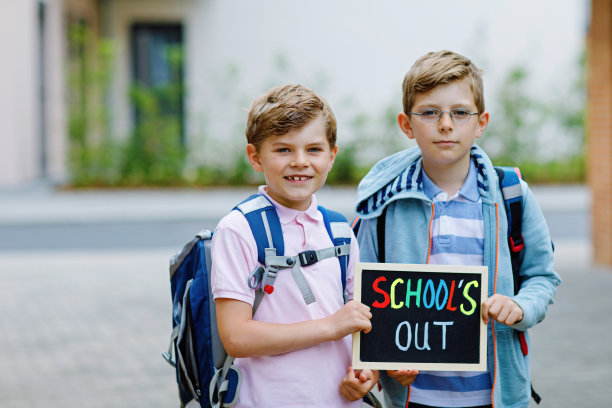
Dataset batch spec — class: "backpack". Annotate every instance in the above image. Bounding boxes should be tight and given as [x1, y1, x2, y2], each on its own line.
[162, 193, 382, 408]
[353, 166, 541, 405]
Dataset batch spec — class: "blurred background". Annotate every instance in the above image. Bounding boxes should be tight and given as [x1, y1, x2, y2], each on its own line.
[1, 0, 611, 407]
[0, 0, 588, 188]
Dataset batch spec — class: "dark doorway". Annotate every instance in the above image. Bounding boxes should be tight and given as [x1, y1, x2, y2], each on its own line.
[130, 23, 184, 143]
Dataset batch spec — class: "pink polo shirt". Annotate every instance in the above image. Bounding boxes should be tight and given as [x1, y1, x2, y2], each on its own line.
[211, 187, 360, 408]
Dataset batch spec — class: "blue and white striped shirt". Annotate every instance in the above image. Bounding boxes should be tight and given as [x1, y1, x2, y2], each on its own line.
[410, 161, 492, 408]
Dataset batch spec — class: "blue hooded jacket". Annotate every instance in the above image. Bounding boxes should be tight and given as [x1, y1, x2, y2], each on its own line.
[355, 144, 561, 408]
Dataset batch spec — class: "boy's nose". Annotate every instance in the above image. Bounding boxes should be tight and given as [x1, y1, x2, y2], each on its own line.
[438, 111, 454, 131]
[291, 151, 309, 167]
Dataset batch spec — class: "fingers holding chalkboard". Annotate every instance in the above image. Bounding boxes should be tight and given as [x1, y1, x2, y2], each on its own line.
[328, 300, 373, 340]
[482, 294, 523, 326]
[386, 369, 419, 386]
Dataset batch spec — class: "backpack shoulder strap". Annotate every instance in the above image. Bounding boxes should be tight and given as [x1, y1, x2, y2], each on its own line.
[376, 206, 388, 263]
[494, 166, 524, 295]
[234, 194, 284, 264]
[350, 206, 387, 264]
[319, 206, 352, 298]
[495, 166, 542, 404]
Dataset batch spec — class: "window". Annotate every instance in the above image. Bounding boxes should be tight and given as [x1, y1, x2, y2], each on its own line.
[130, 23, 184, 143]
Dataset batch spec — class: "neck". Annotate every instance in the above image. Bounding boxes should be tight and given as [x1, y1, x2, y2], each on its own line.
[422, 158, 471, 197]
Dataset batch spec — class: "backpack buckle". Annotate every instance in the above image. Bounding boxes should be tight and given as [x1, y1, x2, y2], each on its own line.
[298, 250, 318, 266]
[509, 236, 524, 252]
[260, 265, 278, 295]
[248, 266, 264, 289]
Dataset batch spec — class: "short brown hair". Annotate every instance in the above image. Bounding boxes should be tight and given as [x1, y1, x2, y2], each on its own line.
[402, 50, 485, 114]
[245, 84, 337, 150]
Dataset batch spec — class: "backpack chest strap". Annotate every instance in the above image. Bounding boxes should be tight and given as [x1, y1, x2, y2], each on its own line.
[252, 244, 351, 305]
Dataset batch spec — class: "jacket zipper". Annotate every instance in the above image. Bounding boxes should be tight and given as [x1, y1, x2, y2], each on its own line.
[426, 203, 435, 264]
[405, 203, 435, 408]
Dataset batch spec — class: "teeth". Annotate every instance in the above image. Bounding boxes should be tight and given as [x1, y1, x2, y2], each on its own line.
[287, 176, 309, 181]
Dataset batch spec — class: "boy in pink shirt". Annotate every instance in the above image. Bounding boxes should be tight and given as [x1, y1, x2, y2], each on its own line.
[211, 84, 378, 407]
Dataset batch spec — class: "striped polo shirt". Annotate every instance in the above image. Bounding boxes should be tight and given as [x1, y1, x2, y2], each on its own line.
[409, 161, 492, 408]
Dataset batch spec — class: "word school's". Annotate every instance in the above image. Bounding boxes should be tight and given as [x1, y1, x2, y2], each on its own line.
[371, 276, 479, 315]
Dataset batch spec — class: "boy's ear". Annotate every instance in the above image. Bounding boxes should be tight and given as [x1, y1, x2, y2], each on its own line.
[246, 144, 263, 172]
[398, 112, 415, 139]
[327, 145, 339, 172]
[475, 111, 490, 139]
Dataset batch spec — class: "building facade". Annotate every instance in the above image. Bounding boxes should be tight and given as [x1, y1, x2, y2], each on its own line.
[0, 0, 214, 188]
[588, 0, 612, 265]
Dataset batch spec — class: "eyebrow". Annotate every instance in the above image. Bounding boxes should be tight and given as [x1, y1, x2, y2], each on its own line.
[269, 139, 327, 147]
[414, 98, 476, 108]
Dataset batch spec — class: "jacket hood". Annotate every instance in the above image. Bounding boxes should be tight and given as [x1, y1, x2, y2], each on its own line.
[355, 144, 496, 219]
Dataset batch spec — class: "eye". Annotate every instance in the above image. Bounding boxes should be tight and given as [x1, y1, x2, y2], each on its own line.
[308, 146, 324, 153]
[420, 109, 440, 118]
[452, 109, 471, 118]
[275, 147, 290, 153]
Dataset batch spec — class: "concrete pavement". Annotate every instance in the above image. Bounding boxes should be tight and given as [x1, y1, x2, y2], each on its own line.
[0, 184, 609, 408]
[0, 184, 590, 225]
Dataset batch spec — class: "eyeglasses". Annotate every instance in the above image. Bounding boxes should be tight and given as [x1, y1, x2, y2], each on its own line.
[408, 109, 480, 124]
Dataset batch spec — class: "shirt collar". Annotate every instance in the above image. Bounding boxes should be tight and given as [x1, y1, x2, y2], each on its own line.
[459, 161, 481, 202]
[258, 185, 322, 224]
[421, 160, 480, 203]
[422, 170, 442, 201]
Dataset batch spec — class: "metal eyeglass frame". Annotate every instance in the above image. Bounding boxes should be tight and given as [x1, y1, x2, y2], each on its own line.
[408, 109, 480, 124]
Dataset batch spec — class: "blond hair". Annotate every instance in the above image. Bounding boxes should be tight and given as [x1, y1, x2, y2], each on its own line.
[245, 84, 337, 150]
[402, 50, 485, 114]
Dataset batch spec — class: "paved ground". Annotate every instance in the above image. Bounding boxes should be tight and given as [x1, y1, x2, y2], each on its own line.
[0, 184, 609, 408]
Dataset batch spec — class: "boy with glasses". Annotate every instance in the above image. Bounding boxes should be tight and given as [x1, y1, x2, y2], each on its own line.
[354, 50, 561, 408]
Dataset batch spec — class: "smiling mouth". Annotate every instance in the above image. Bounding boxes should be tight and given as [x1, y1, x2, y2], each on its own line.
[286, 176, 311, 181]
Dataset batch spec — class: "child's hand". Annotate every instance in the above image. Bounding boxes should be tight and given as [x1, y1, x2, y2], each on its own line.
[339, 366, 379, 401]
[386, 369, 419, 386]
[327, 300, 372, 340]
[482, 294, 523, 325]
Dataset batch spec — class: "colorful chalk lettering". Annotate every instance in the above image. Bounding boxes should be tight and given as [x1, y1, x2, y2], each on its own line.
[352, 262, 488, 371]
[370, 275, 479, 317]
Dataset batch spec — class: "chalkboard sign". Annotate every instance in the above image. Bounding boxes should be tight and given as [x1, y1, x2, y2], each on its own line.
[352, 262, 488, 371]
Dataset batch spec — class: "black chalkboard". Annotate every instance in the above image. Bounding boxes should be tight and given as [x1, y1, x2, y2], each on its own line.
[352, 263, 488, 371]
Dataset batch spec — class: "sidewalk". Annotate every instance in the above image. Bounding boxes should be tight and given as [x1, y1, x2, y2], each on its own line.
[0, 184, 609, 408]
[0, 184, 590, 225]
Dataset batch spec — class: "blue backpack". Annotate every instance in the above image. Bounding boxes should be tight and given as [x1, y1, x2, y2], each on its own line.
[163, 194, 380, 408]
[495, 166, 542, 405]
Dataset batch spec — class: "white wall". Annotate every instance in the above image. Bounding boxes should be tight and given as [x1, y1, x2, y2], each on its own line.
[200, 0, 587, 108]
[188, 0, 589, 166]
[0, 1, 39, 187]
[0, 0, 71, 188]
